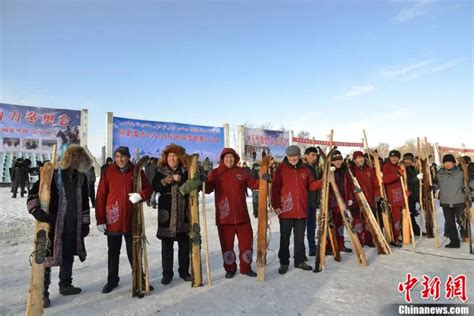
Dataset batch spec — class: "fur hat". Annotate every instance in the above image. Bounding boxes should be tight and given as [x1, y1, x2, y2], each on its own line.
[60, 145, 93, 173]
[159, 143, 187, 168]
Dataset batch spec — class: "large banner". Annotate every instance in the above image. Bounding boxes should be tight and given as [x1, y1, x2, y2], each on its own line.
[113, 117, 224, 164]
[243, 127, 289, 162]
[0, 103, 81, 153]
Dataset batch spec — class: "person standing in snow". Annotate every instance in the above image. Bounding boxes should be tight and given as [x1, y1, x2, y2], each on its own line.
[381, 150, 404, 247]
[349, 151, 380, 247]
[327, 150, 356, 253]
[152, 144, 202, 285]
[27, 145, 92, 307]
[303, 146, 321, 257]
[433, 154, 469, 248]
[95, 146, 153, 293]
[402, 153, 423, 236]
[205, 148, 261, 278]
[271, 145, 321, 274]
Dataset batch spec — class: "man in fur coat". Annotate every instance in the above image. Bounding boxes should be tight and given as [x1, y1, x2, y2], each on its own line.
[27, 145, 92, 308]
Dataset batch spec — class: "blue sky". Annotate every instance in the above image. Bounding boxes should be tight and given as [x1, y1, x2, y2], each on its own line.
[1, 0, 472, 157]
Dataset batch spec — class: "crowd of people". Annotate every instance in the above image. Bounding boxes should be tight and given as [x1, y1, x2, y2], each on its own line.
[24, 143, 474, 308]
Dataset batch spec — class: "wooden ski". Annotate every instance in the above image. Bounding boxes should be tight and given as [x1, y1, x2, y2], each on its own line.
[456, 157, 473, 254]
[132, 155, 150, 298]
[257, 155, 272, 281]
[328, 170, 368, 266]
[26, 144, 57, 316]
[399, 164, 416, 250]
[314, 146, 339, 272]
[347, 167, 391, 255]
[373, 150, 394, 243]
[187, 154, 203, 287]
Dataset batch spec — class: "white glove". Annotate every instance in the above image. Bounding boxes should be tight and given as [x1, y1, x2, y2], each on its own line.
[129, 193, 142, 204]
[97, 224, 106, 233]
[380, 172, 383, 177]
[348, 200, 353, 206]
[274, 208, 282, 215]
[416, 173, 424, 180]
[329, 166, 336, 172]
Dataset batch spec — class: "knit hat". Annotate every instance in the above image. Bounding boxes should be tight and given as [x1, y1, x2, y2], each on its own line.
[389, 150, 401, 159]
[286, 145, 301, 156]
[442, 154, 456, 164]
[114, 146, 131, 158]
[352, 151, 364, 160]
[403, 153, 415, 161]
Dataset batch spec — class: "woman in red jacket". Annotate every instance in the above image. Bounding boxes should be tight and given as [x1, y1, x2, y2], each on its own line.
[95, 146, 153, 293]
[206, 148, 259, 278]
[271, 145, 321, 274]
[382, 150, 404, 247]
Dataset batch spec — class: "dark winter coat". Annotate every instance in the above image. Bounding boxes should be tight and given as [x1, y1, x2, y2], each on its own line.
[12, 162, 29, 186]
[405, 165, 420, 204]
[305, 162, 321, 209]
[271, 158, 321, 219]
[206, 148, 259, 225]
[95, 162, 153, 234]
[153, 166, 189, 239]
[145, 163, 157, 184]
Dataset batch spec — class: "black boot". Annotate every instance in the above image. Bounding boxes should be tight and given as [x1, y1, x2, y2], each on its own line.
[342, 246, 353, 253]
[179, 273, 192, 282]
[161, 274, 173, 285]
[295, 262, 312, 271]
[102, 282, 118, 294]
[278, 264, 289, 275]
[390, 241, 402, 248]
[43, 267, 51, 308]
[225, 271, 236, 279]
[59, 285, 81, 295]
[244, 270, 257, 277]
[43, 294, 51, 308]
[445, 241, 460, 248]
[308, 249, 316, 257]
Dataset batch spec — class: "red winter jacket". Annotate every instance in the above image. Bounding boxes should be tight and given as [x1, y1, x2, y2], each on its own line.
[95, 162, 153, 234]
[350, 164, 380, 207]
[382, 161, 404, 207]
[206, 148, 259, 225]
[271, 158, 322, 219]
[328, 166, 355, 212]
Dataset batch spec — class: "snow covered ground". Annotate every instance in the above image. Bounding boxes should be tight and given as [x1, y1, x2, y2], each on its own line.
[0, 187, 473, 316]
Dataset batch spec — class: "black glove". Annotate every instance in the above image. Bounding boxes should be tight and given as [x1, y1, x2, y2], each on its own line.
[81, 224, 90, 238]
[32, 208, 51, 223]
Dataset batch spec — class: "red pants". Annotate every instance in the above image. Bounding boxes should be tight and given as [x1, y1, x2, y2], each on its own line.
[353, 208, 373, 245]
[217, 223, 253, 273]
[391, 206, 402, 242]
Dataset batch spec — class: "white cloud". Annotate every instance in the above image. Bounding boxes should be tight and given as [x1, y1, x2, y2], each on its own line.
[393, 0, 433, 23]
[334, 84, 376, 100]
[379, 58, 463, 81]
